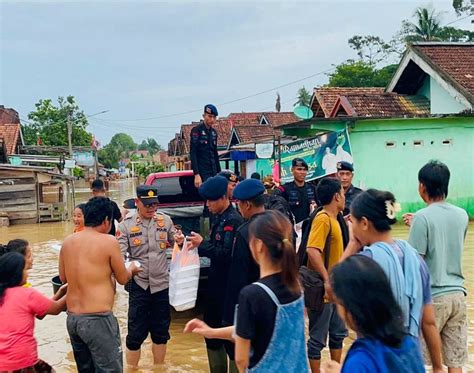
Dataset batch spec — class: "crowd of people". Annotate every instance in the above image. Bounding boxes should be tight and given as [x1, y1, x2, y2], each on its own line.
[0, 103, 469, 373]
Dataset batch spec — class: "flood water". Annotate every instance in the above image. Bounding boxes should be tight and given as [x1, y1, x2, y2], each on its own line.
[1, 179, 473, 372]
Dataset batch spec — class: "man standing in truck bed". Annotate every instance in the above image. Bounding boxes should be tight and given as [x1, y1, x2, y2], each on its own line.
[190, 104, 221, 189]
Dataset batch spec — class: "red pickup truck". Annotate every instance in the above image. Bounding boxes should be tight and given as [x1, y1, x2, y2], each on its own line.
[144, 170, 205, 236]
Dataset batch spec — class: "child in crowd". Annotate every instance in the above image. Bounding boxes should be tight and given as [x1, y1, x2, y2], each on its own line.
[72, 203, 86, 233]
[344, 189, 443, 373]
[185, 210, 309, 372]
[322, 255, 425, 372]
[0, 252, 66, 372]
[1, 239, 33, 287]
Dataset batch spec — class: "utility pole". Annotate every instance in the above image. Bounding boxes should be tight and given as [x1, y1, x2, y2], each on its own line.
[67, 109, 73, 158]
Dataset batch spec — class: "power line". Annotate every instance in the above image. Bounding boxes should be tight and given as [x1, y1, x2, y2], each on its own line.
[442, 14, 472, 27]
[98, 67, 335, 122]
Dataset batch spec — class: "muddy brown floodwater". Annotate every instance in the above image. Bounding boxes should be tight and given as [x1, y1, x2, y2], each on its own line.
[1, 179, 473, 372]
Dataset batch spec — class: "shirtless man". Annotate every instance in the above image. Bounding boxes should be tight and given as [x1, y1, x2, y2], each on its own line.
[59, 196, 141, 372]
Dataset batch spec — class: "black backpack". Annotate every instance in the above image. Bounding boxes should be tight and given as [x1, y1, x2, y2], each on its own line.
[297, 207, 349, 267]
[263, 193, 295, 226]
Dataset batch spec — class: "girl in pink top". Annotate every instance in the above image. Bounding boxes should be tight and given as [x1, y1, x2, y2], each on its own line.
[0, 252, 66, 372]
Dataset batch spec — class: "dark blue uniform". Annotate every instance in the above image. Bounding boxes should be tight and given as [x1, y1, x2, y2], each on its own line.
[343, 184, 362, 216]
[198, 204, 243, 349]
[190, 121, 221, 181]
[277, 181, 316, 224]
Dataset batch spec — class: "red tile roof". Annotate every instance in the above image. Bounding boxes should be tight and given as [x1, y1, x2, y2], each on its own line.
[311, 87, 384, 117]
[0, 123, 22, 155]
[263, 112, 300, 127]
[411, 43, 474, 102]
[330, 93, 430, 118]
[234, 125, 276, 144]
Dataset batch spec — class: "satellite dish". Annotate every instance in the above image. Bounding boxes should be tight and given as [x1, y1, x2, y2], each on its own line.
[293, 105, 314, 120]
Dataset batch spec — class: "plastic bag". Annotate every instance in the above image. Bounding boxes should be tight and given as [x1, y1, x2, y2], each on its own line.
[169, 238, 200, 311]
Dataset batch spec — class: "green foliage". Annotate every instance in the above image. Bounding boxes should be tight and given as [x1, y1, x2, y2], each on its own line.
[73, 167, 84, 178]
[328, 61, 397, 87]
[294, 87, 312, 107]
[452, 0, 471, 16]
[132, 162, 165, 178]
[22, 96, 92, 146]
[97, 133, 137, 168]
[138, 138, 162, 155]
[348, 35, 394, 66]
[436, 26, 474, 42]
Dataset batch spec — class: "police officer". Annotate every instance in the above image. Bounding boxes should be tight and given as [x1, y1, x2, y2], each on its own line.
[276, 158, 317, 224]
[190, 104, 221, 189]
[336, 161, 362, 216]
[222, 179, 264, 331]
[218, 169, 238, 200]
[186, 176, 243, 373]
[117, 185, 184, 368]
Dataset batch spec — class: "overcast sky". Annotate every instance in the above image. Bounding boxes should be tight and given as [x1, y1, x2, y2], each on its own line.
[0, 0, 470, 147]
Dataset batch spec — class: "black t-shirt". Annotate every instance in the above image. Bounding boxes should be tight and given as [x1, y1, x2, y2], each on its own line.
[108, 199, 122, 236]
[235, 273, 300, 368]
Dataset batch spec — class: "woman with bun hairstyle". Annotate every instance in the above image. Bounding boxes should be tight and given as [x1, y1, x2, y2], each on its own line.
[322, 255, 425, 372]
[346, 189, 442, 373]
[185, 210, 309, 372]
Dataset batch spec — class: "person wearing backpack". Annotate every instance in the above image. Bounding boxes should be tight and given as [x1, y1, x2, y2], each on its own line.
[304, 177, 347, 373]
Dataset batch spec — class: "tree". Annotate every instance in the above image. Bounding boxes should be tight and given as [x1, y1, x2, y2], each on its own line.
[436, 26, 474, 42]
[22, 96, 92, 146]
[98, 133, 137, 168]
[328, 60, 397, 87]
[294, 87, 312, 107]
[128, 161, 164, 178]
[138, 138, 162, 155]
[452, 0, 471, 16]
[275, 92, 281, 112]
[403, 7, 442, 42]
[348, 35, 394, 66]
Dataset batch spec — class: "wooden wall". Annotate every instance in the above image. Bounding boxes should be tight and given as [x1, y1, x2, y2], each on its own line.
[0, 169, 38, 224]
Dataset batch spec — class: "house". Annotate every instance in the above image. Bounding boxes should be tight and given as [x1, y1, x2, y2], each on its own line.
[278, 42, 474, 216]
[0, 164, 74, 225]
[0, 122, 24, 163]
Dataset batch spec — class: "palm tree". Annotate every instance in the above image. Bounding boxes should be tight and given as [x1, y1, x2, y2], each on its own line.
[406, 7, 441, 41]
[294, 87, 312, 107]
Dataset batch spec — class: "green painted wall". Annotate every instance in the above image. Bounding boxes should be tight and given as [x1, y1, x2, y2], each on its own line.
[430, 77, 467, 114]
[282, 117, 474, 217]
[350, 117, 474, 216]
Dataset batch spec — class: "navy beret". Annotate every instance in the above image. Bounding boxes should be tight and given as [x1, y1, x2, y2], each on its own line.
[204, 104, 218, 116]
[292, 158, 308, 169]
[199, 176, 228, 200]
[136, 185, 159, 205]
[337, 161, 354, 172]
[233, 179, 265, 201]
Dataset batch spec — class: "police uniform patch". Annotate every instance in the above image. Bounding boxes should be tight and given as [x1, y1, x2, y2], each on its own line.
[131, 226, 140, 233]
[215, 233, 221, 241]
[159, 232, 166, 240]
[116, 230, 121, 238]
[133, 238, 142, 246]
[160, 242, 167, 249]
